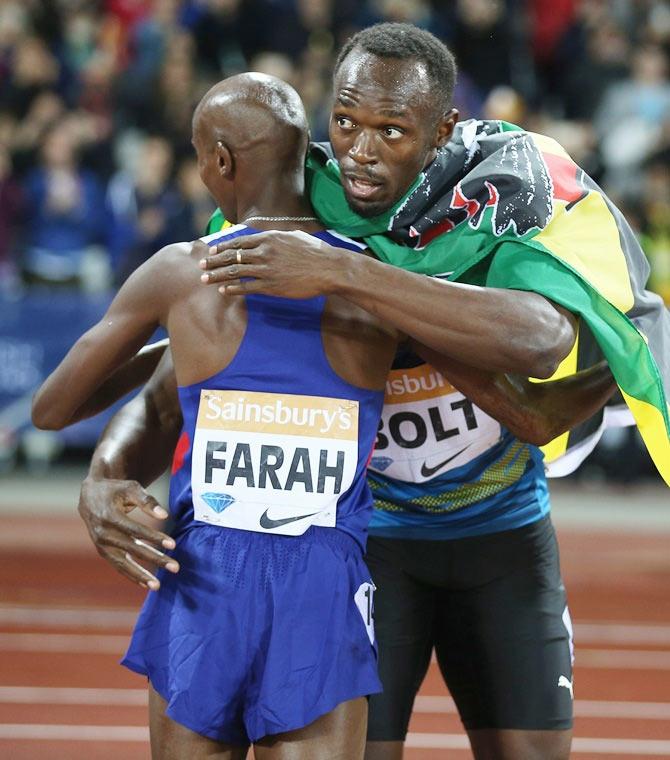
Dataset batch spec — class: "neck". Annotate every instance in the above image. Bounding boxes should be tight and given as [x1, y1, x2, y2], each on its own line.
[231, 166, 323, 232]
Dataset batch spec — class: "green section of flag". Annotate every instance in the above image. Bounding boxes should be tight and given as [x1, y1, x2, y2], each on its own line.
[206, 208, 226, 235]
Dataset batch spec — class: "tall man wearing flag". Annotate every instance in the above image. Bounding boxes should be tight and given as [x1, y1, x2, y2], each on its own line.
[77, 22, 669, 760]
[198, 23, 669, 760]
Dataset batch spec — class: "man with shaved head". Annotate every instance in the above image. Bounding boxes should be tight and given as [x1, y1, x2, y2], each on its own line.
[33, 73, 403, 758]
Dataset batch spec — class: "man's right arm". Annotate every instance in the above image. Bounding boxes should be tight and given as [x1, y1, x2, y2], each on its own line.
[71, 339, 169, 424]
[199, 233, 577, 379]
[79, 350, 183, 591]
[416, 342, 617, 446]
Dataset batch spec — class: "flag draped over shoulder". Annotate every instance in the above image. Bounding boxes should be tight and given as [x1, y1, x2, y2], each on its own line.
[304, 121, 670, 486]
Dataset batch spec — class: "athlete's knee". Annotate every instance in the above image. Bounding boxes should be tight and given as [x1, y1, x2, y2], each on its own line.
[364, 740, 404, 760]
[468, 728, 572, 760]
[516, 731, 571, 760]
[256, 698, 367, 760]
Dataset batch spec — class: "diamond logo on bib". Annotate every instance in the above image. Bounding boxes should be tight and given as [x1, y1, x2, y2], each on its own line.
[201, 492, 236, 513]
[191, 390, 359, 535]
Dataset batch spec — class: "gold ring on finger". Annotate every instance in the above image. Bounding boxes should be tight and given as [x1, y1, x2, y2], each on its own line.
[236, 249, 242, 265]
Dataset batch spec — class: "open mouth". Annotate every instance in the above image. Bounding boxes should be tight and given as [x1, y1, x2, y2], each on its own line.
[342, 173, 383, 201]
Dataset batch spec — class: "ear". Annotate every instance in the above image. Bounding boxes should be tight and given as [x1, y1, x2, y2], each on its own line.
[215, 140, 233, 177]
[435, 108, 459, 148]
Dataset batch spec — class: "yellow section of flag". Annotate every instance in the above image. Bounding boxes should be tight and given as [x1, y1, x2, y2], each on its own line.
[535, 196, 635, 314]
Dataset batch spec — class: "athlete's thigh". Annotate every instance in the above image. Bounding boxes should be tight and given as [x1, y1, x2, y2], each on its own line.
[365, 536, 437, 743]
[149, 683, 249, 760]
[467, 727, 572, 760]
[434, 517, 574, 733]
[254, 697, 367, 760]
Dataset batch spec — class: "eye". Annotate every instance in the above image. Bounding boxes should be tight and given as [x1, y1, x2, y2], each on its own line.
[336, 116, 356, 130]
[383, 127, 404, 140]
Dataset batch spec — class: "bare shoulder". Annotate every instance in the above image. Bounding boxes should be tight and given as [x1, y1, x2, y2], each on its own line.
[113, 242, 203, 327]
[140, 241, 201, 290]
[151, 241, 195, 268]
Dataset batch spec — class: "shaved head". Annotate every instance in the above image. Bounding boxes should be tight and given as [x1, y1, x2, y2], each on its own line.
[191, 72, 312, 223]
[193, 72, 309, 158]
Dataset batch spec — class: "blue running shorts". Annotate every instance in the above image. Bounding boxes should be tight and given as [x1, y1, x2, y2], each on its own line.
[122, 524, 381, 745]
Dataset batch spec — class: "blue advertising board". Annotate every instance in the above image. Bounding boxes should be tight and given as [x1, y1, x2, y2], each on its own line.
[0, 289, 161, 450]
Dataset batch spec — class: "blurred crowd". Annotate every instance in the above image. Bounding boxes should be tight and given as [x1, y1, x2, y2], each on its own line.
[0, 0, 669, 298]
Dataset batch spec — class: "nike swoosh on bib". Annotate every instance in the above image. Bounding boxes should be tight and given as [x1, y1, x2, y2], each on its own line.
[420, 445, 472, 478]
[259, 509, 320, 530]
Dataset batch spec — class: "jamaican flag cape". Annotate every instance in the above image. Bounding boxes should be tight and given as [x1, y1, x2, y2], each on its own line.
[206, 120, 670, 485]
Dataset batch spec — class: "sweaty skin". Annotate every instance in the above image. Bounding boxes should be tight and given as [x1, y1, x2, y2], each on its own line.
[32, 73, 400, 760]
[199, 52, 577, 380]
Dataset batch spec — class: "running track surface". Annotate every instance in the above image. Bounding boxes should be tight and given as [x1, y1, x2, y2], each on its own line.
[1, 512, 669, 759]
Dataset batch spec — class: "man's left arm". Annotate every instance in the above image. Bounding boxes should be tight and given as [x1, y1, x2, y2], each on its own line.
[198, 233, 576, 379]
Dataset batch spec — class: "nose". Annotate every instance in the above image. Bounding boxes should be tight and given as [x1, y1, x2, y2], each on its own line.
[348, 130, 377, 165]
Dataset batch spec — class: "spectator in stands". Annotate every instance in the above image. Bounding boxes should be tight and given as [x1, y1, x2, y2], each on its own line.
[20, 120, 109, 291]
[639, 155, 670, 306]
[482, 85, 527, 125]
[9, 91, 66, 175]
[596, 44, 670, 192]
[1, 34, 60, 119]
[193, 0, 248, 77]
[0, 146, 22, 288]
[106, 134, 180, 282]
[171, 156, 215, 243]
[449, 0, 514, 98]
[560, 21, 629, 121]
